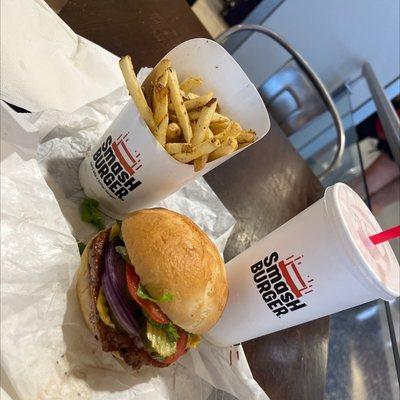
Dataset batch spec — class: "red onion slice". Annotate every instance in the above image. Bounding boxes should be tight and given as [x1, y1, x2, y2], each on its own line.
[102, 241, 140, 337]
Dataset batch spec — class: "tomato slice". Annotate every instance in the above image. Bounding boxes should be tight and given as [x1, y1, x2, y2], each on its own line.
[159, 330, 188, 365]
[125, 262, 169, 324]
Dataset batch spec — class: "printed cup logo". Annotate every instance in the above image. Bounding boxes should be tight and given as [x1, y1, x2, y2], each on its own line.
[250, 252, 314, 318]
[90, 134, 142, 200]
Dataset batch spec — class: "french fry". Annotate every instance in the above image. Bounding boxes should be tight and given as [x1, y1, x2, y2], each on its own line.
[237, 130, 256, 144]
[205, 128, 214, 140]
[183, 92, 200, 100]
[210, 112, 230, 124]
[183, 92, 213, 112]
[153, 80, 169, 126]
[214, 121, 233, 141]
[188, 110, 229, 123]
[121, 55, 256, 171]
[165, 143, 193, 155]
[194, 154, 208, 172]
[142, 59, 171, 103]
[173, 138, 221, 163]
[192, 99, 217, 170]
[168, 92, 212, 112]
[169, 111, 178, 123]
[154, 115, 169, 146]
[210, 121, 230, 134]
[180, 76, 202, 93]
[120, 56, 156, 132]
[143, 85, 152, 108]
[158, 70, 169, 86]
[168, 68, 192, 143]
[215, 121, 242, 141]
[192, 99, 218, 145]
[166, 123, 182, 143]
[208, 137, 238, 162]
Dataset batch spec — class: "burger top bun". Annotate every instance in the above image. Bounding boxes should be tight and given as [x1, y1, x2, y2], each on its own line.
[122, 208, 228, 334]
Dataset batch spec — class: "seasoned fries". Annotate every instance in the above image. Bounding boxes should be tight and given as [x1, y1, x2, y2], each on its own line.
[215, 121, 241, 141]
[192, 99, 218, 145]
[166, 123, 182, 143]
[154, 115, 168, 146]
[169, 93, 213, 112]
[142, 59, 171, 103]
[180, 76, 202, 93]
[120, 56, 156, 132]
[192, 98, 217, 171]
[173, 138, 221, 163]
[194, 155, 208, 172]
[237, 130, 256, 144]
[168, 68, 193, 143]
[205, 128, 214, 141]
[153, 81, 169, 126]
[208, 137, 238, 162]
[182, 91, 199, 100]
[210, 121, 230, 135]
[182, 93, 213, 112]
[165, 143, 193, 155]
[188, 110, 229, 124]
[119, 56, 257, 171]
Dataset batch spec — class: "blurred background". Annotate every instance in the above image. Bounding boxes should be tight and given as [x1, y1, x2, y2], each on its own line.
[189, 0, 400, 399]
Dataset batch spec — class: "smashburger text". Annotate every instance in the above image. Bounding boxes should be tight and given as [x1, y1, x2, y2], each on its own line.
[251, 252, 307, 318]
[91, 136, 141, 200]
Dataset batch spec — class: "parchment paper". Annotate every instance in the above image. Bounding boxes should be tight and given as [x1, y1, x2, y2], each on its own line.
[0, 95, 269, 400]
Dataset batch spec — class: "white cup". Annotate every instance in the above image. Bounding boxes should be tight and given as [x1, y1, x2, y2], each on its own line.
[206, 183, 400, 347]
[79, 38, 270, 219]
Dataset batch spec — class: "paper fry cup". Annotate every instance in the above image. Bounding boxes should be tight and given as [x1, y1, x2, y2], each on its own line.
[79, 38, 270, 218]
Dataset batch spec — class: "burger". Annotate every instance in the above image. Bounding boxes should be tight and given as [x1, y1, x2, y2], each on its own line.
[76, 208, 228, 369]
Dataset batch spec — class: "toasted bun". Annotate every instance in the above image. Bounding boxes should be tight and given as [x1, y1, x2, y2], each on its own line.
[76, 238, 96, 335]
[122, 208, 228, 334]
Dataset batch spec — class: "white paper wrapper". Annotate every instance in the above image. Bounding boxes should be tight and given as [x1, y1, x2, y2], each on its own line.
[0, 95, 269, 400]
[0, 0, 123, 112]
[79, 39, 271, 218]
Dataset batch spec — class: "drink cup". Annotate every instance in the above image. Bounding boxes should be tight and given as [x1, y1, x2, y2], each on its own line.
[79, 38, 270, 219]
[206, 183, 400, 347]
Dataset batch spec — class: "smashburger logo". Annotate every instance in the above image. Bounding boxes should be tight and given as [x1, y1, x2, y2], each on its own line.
[91, 134, 142, 200]
[251, 252, 314, 318]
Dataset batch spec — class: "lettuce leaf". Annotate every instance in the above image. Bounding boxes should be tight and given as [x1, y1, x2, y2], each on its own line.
[81, 197, 105, 231]
[137, 284, 173, 302]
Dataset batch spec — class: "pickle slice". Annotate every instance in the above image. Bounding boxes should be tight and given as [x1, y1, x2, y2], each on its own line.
[187, 333, 201, 348]
[146, 321, 177, 358]
[96, 287, 115, 329]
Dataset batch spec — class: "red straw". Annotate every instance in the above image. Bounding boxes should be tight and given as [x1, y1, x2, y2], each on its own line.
[369, 225, 400, 245]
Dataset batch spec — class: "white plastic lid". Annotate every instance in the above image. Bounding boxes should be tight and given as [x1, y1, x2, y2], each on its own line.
[325, 183, 399, 300]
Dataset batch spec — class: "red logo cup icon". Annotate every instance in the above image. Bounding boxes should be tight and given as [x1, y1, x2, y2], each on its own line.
[112, 134, 142, 175]
[278, 255, 314, 298]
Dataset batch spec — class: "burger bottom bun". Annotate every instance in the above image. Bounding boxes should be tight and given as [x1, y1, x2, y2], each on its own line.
[76, 242, 95, 334]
